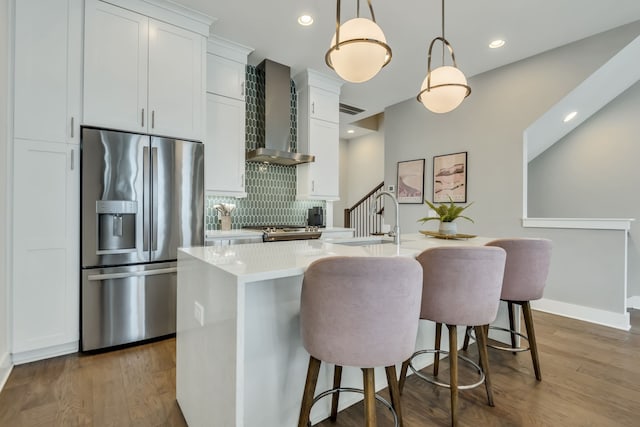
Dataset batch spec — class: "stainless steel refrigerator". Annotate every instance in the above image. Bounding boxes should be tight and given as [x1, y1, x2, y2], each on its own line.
[80, 127, 204, 351]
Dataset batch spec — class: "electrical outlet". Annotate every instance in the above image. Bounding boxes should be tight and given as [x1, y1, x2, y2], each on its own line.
[194, 301, 204, 326]
[388, 184, 395, 192]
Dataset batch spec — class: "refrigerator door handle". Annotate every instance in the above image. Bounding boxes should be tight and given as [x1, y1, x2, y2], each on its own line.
[143, 146, 150, 251]
[152, 147, 158, 251]
[87, 267, 177, 281]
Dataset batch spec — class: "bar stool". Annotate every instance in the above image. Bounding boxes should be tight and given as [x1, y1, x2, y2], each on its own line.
[463, 238, 552, 381]
[399, 246, 506, 427]
[298, 256, 423, 427]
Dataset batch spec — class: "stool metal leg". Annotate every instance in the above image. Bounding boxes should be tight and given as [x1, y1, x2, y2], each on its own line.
[385, 365, 403, 427]
[434, 322, 443, 376]
[462, 326, 471, 351]
[363, 368, 377, 427]
[448, 325, 458, 427]
[475, 325, 495, 407]
[330, 365, 343, 421]
[298, 356, 321, 427]
[522, 302, 542, 381]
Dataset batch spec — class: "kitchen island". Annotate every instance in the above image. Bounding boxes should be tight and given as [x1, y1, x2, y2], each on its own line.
[176, 234, 506, 427]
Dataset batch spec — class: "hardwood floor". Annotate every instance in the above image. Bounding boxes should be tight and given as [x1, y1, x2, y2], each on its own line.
[0, 310, 638, 426]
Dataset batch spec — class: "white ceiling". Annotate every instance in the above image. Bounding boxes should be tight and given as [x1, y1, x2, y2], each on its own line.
[177, 0, 640, 138]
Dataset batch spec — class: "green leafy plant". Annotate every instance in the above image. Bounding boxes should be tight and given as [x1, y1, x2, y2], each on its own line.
[418, 197, 474, 223]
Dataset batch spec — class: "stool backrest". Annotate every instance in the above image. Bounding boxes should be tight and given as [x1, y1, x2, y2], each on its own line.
[486, 238, 552, 302]
[417, 246, 506, 326]
[301, 256, 423, 368]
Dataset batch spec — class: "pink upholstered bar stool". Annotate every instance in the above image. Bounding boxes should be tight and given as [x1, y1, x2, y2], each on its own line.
[463, 238, 552, 381]
[399, 246, 506, 427]
[298, 256, 423, 427]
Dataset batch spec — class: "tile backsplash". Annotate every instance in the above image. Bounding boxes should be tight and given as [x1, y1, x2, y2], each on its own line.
[206, 64, 325, 230]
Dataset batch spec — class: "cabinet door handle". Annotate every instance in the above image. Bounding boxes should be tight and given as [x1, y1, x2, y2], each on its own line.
[311, 102, 315, 115]
[241, 174, 244, 188]
[70, 117, 74, 138]
[70, 148, 74, 170]
[152, 110, 155, 129]
[141, 108, 145, 127]
[312, 180, 315, 192]
[241, 82, 245, 97]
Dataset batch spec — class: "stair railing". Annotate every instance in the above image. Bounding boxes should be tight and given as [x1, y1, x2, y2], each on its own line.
[343, 182, 385, 237]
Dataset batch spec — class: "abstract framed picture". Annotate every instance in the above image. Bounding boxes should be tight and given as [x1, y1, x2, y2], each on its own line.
[433, 152, 467, 203]
[396, 159, 425, 204]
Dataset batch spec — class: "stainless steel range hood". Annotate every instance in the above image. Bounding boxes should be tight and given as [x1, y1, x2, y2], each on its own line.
[246, 59, 315, 166]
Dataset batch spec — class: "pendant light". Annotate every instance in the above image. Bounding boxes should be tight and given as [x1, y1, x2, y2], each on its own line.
[325, 0, 392, 83]
[417, 0, 471, 113]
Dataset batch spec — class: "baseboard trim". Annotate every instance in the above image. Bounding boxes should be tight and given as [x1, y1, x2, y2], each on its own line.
[0, 352, 13, 393]
[531, 298, 630, 331]
[12, 341, 78, 365]
[627, 296, 640, 310]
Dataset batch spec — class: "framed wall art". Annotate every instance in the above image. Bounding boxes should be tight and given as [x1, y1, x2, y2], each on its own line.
[396, 159, 425, 204]
[433, 152, 467, 203]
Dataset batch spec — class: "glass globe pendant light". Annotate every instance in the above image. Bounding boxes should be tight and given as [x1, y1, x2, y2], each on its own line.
[417, 0, 471, 113]
[325, 0, 392, 83]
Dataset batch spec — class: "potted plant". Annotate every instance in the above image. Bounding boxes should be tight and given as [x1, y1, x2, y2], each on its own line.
[418, 197, 474, 235]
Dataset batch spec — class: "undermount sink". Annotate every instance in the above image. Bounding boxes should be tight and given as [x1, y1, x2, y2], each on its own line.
[334, 239, 396, 246]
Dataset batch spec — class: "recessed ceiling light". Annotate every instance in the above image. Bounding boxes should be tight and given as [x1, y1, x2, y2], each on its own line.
[563, 111, 578, 122]
[347, 129, 355, 134]
[298, 15, 313, 26]
[489, 39, 505, 49]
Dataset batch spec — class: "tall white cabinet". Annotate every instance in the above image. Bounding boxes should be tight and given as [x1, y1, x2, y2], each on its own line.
[83, 0, 207, 141]
[11, 0, 82, 362]
[10, 0, 212, 363]
[205, 36, 253, 197]
[293, 70, 343, 201]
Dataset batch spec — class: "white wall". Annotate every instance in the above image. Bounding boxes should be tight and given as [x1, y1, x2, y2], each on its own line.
[0, 0, 12, 388]
[334, 119, 385, 227]
[383, 21, 640, 327]
[528, 81, 640, 301]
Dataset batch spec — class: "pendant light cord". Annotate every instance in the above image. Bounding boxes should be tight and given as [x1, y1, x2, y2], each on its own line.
[441, 0, 445, 65]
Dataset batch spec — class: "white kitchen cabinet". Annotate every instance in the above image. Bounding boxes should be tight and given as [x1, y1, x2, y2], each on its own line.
[293, 69, 343, 201]
[83, 0, 205, 140]
[14, 0, 82, 144]
[207, 54, 246, 101]
[204, 36, 252, 197]
[205, 93, 247, 197]
[12, 141, 79, 361]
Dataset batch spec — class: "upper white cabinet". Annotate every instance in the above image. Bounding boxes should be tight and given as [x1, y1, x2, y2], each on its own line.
[293, 70, 343, 201]
[83, 0, 207, 141]
[14, 0, 82, 144]
[205, 36, 253, 197]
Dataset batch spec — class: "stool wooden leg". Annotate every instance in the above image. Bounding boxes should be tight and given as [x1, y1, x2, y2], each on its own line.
[448, 325, 458, 427]
[298, 356, 321, 427]
[362, 368, 377, 427]
[385, 365, 403, 427]
[522, 302, 542, 381]
[475, 325, 495, 407]
[398, 359, 410, 394]
[462, 326, 472, 351]
[330, 365, 343, 421]
[434, 322, 443, 376]
[507, 301, 517, 354]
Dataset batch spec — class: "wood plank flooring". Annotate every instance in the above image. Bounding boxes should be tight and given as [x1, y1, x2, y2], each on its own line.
[0, 310, 638, 426]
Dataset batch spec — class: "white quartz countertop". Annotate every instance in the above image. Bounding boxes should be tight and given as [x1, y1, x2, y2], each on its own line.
[180, 233, 494, 283]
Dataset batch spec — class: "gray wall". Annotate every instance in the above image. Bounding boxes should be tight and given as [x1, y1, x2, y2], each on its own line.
[383, 21, 640, 315]
[1, 0, 10, 369]
[529, 81, 640, 299]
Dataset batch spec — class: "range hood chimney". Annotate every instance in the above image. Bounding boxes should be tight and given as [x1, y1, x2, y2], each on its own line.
[246, 59, 315, 166]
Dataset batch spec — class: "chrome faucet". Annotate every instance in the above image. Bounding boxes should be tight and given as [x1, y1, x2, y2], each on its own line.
[370, 191, 400, 245]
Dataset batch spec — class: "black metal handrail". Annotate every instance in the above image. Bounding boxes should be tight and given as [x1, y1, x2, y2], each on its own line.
[343, 182, 385, 237]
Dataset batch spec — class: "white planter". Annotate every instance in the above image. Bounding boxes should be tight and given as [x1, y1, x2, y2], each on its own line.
[439, 221, 457, 235]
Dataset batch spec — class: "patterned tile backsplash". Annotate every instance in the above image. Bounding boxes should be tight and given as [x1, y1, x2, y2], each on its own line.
[206, 64, 325, 230]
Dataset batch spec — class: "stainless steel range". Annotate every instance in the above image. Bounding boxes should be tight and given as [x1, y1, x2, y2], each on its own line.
[244, 225, 322, 242]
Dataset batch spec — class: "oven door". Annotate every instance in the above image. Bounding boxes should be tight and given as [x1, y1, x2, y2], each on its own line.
[81, 262, 176, 351]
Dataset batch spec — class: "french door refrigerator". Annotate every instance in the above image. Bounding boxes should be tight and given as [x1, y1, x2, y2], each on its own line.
[80, 127, 204, 351]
